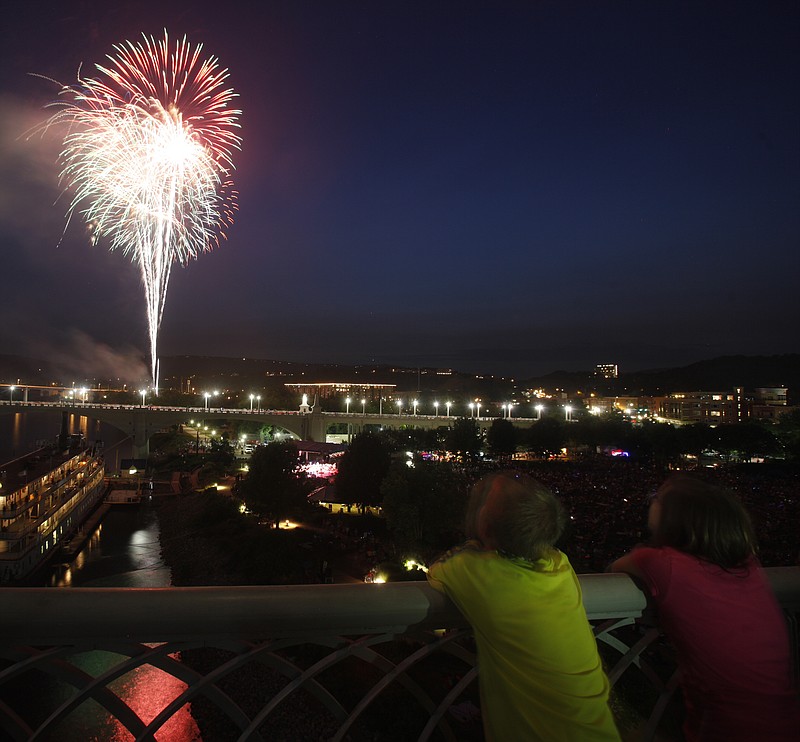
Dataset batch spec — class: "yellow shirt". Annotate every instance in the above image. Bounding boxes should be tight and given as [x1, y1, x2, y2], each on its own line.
[428, 541, 620, 742]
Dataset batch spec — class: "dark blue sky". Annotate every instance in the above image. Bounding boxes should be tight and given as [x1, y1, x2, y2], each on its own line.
[1, 1, 798, 381]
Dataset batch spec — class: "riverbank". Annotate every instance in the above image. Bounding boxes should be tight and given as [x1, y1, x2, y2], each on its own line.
[155, 491, 313, 585]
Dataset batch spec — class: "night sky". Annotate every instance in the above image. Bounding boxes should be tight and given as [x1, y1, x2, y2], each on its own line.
[1, 1, 798, 382]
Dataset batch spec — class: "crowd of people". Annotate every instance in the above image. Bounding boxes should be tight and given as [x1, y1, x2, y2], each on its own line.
[428, 468, 799, 741]
[512, 459, 799, 572]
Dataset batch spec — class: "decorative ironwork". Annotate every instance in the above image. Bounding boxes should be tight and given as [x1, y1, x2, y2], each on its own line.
[0, 569, 797, 741]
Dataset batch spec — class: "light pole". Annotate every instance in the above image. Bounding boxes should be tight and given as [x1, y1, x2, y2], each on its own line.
[345, 397, 351, 414]
[379, 397, 383, 415]
[502, 404, 507, 419]
[536, 404, 544, 420]
[361, 398, 366, 416]
[446, 401, 452, 417]
[477, 402, 482, 419]
[508, 404, 514, 419]
[9, 385, 15, 402]
[140, 389, 146, 407]
[413, 399, 418, 415]
[256, 395, 261, 412]
[434, 401, 439, 416]
[396, 399, 402, 415]
[565, 405, 572, 422]
[249, 394, 254, 411]
[204, 392, 210, 411]
[469, 403, 474, 418]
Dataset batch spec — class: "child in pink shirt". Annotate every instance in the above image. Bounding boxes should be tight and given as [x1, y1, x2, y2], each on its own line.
[611, 474, 799, 741]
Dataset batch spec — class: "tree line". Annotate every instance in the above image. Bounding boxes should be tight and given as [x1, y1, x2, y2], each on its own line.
[235, 410, 800, 561]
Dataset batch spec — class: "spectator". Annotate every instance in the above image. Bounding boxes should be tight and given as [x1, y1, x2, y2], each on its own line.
[610, 474, 800, 741]
[428, 470, 621, 741]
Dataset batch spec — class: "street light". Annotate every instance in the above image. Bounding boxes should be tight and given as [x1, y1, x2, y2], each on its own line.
[508, 404, 514, 419]
[249, 394, 254, 411]
[256, 395, 261, 412]
[476, 402, 482, 419]
[536, 404, 544, 420]
[501, 404, 507, 419]
[565, 405, 572, 422]
[9, 385, 15, 402]
[345, 397, 351, 414]
[413, 399, 418, 415]
[469, 403, 474, 418]
[204, 392, 211, 410]
[396, 399, 402, 415]
[446, 401, 452, 417]
[140, 389, 146, 407]
[434, 401, 439, 416]
[361, 398, 366, 415]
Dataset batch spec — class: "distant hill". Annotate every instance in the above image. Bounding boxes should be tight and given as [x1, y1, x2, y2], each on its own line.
[1, 352, 797, 400]
[518, 354, 800, 401]
[0, 355, 61, 385]
[622, 354, 800, 395]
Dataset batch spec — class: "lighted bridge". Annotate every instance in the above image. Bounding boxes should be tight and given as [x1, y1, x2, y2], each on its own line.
[0, 400, 535, 458]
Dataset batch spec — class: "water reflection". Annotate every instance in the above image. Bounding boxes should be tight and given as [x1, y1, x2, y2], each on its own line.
[45, 648, 202, 742]
[41, 505, 202, 740]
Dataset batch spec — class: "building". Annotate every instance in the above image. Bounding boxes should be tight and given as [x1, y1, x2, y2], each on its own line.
[284, 382, 396, 403]
[594, 364, 619, 379]
[658, 388, 745, 425]
[0, 444, 106, 583]
[751, 387, 794, 422]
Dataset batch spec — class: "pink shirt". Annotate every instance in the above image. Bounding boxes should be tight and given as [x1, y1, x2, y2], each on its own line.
[630, 547, 799, 741]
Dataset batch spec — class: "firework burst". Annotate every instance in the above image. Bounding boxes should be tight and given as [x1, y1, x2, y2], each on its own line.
[42, 30, 241, 390]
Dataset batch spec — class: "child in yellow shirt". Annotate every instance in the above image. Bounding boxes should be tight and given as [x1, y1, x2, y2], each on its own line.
[428, 470, 620, 742]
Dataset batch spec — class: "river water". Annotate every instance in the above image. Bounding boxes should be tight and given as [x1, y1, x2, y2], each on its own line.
[2, 410, 202, 740]
[0, 409, 132, 473]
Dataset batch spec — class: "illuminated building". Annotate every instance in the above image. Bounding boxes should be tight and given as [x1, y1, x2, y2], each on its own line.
[594, 364, 618, 379]
[284, 382, 395, 401]
[0, 444, 106, 583]
[658, 389, 745, 425]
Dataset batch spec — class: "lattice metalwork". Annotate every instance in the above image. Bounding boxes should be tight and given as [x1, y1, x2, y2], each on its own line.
[0, 570, 797, 741]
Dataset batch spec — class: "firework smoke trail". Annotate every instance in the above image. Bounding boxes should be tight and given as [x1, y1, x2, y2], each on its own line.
[42, 31, 241, 390]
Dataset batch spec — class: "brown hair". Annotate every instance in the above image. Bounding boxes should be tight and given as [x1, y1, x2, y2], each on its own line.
[467, 470, 565, 561]
[651, 474, 756, 569]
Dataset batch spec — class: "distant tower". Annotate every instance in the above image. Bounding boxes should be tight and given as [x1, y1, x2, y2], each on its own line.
[595, 364, 619, 379]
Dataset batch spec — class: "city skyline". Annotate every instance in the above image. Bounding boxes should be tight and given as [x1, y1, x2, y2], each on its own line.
[1, 2, 798, 380]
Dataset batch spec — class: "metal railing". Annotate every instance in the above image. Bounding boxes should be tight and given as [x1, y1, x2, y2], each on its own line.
[1, 568, 798, 741]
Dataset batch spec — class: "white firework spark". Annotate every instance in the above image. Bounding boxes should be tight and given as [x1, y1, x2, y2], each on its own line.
[41, 30, 241, 390]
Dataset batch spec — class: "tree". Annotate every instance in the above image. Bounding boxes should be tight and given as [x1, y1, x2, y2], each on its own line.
[633, 421, 681, 466]
[239, 440, 303, 526]
[486, 418, 517, 460]
[445, 417, 482, 460]
[335, 432, 392, 506]
[716, 423, 780, 462]
[525, 417, 565, 457]
[381, 460, 469, 554]
[676, 424, 716, 458]
[775, 409, 800, 461]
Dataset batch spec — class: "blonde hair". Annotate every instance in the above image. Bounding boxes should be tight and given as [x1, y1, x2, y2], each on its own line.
[468, 470, 565, 561]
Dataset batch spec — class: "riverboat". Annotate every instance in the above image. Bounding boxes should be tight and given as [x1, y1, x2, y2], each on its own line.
[0, 443, 106, 583]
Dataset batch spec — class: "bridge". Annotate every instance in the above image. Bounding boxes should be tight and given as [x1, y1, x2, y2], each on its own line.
[0, 400, 536, 459]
